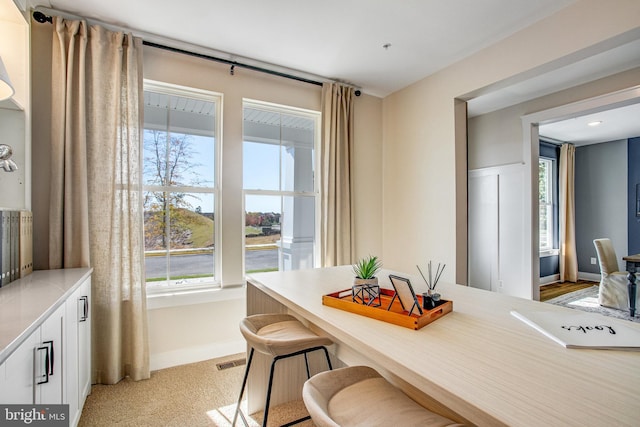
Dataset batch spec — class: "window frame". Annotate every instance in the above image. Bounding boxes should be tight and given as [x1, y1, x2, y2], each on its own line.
[539, 156, 555, 254]
[242, 99, 322, 274]
[142, 80, 223, 294]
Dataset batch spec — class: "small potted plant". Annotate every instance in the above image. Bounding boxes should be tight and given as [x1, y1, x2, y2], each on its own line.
[352, 255, 382, 306]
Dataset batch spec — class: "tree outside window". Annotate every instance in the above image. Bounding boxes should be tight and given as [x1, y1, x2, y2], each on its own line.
[142, 83, 220, 292]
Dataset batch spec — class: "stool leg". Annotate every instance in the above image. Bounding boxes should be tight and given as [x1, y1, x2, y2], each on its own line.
[321, 346, 333, 370]
[232, 348, 254, 427]
[250, 347, 333, 427]
[262, 355, 280, 427]
[303, 353, 311, 379]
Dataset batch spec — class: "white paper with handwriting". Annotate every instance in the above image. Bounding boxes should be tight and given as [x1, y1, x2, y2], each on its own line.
[511, 310, 640, 350]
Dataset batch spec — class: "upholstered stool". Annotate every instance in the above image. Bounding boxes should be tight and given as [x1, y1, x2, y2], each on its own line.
[233, 313, 333, 427]
[302, 365, 464, 427]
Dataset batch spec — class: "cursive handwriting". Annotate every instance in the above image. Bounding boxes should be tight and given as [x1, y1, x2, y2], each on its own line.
[561, 325, 616, 335]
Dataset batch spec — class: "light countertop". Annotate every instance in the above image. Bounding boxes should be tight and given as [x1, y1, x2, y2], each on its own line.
[247, 266, 640, 426]
[0, 268, 92, 364]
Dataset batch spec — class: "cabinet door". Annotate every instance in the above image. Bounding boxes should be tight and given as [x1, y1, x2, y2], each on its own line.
[0, 327, 40, 404]
[77, 278, 91, 404]
[66, 276, 91, 426]
[65, 287, 81, 424]
[37, 304, 64, 404]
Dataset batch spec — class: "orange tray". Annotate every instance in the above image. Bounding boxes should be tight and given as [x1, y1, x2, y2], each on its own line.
[322, 288, 452, 330]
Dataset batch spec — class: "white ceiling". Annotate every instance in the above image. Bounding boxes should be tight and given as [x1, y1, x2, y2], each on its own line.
[539, 102, 640, 146]
[34, 0, 640, 144]
[39, 0, 575, 98]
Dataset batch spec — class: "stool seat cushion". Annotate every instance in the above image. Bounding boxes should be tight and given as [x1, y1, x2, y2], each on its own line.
[240, 313, 333, 357]
[303, 366, 464, 427]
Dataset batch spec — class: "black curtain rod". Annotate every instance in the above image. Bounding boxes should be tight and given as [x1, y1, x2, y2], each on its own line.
[32, 10, 335, 90]
[141, 41, 323, 87]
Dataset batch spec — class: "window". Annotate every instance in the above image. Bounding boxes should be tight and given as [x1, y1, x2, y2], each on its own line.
[243, 101, 320, 274]
[142, 81, 221, 293]
[539, 157, 554, 252]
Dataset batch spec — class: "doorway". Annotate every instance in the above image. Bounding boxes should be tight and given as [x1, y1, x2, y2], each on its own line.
[521, 85, 640, 300]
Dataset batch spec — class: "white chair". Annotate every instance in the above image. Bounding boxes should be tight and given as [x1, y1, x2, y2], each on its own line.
[232, 313, 333, 427]
[593, 238, 640, 310]
[302, 366, 464, 427]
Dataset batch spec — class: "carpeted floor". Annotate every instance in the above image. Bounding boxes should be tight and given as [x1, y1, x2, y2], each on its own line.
[78, 353, 314, 426]
[545, 286, 639, 323]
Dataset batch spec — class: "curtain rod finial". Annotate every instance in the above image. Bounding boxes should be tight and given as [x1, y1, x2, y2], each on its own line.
[33, 11, 53, 24]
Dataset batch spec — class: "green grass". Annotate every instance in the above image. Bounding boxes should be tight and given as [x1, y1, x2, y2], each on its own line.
[184, 210, 214, 248]
[147, 268, 278, 281]
[245, 226, 261, 234]
[146, 273, 213, 282]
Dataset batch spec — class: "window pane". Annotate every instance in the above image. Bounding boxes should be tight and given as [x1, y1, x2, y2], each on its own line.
[539, 158, 553, 251]
[143, 129, 168, 186]
[539, 159, 548, 203]
[144, 190, 167, 282]
[281, 116, 315, 192]
[243, 102, 319, 275]
[281, 195, 315, 270]
[281, 139, 314, 192]
[540, 204, 551, 250]
[245, 195, 280, 273]
[144, 92, 216, 188]
[168, 192, 215, 282]
[243, 141, 280, 190]
[189, 135, 216, 186]
[143, 86, 219, 289]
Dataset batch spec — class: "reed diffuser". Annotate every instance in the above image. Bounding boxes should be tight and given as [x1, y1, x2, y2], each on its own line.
[417, 261, 446, 309]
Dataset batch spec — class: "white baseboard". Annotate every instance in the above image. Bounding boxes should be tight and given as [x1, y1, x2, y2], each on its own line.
[539, 274, 560, 286]
[578, 272, 601, 282]
[150, 339, 246, 371]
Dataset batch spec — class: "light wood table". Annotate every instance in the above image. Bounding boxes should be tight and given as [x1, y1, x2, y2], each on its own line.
[246, 266, 640, 427]
[623, 254, 640, 317]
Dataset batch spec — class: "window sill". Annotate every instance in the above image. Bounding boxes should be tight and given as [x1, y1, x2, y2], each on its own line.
[147, 285, 245, 310]
[540, 249, 560, 258]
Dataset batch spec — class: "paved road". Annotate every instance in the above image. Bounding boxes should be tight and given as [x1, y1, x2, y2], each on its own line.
[145, 248, 278, 278]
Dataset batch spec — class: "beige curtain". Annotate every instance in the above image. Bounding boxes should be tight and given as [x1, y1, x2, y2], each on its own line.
[559, 143, 578, 282]
[321, 83, 355, 266]
[50, 17, 150, 383]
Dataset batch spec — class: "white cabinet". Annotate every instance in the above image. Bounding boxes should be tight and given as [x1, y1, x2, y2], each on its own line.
[65, 276, 91, 427]
[0, 269, 92, 427]
[0, 304, 64, 404]
[36, 304, 65, 404]
[0, 323, 40, 403]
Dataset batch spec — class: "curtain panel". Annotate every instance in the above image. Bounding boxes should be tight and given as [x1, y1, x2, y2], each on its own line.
[49, 17, 150, 384]
[321, 83, 355, 267]
[559, 143, 578, 282]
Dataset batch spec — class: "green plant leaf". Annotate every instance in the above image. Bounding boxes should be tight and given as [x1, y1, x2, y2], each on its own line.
[352, 255, 382, 279]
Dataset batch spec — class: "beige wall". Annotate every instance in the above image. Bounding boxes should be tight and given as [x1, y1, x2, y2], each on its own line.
[27, 0, 640, 367]
[30, 15, 52, 270]
[468, 67, 640, 170]
[353, 92, 383, 259]
[147, 292, 246, 370]
[0, 0, 30, 211]
[30, 30, 384, 279]
[143, 46, 383, 284]
[30, 28, 383, 368]
[141, 47, 382, 368]
[381, 0, 640, 283]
